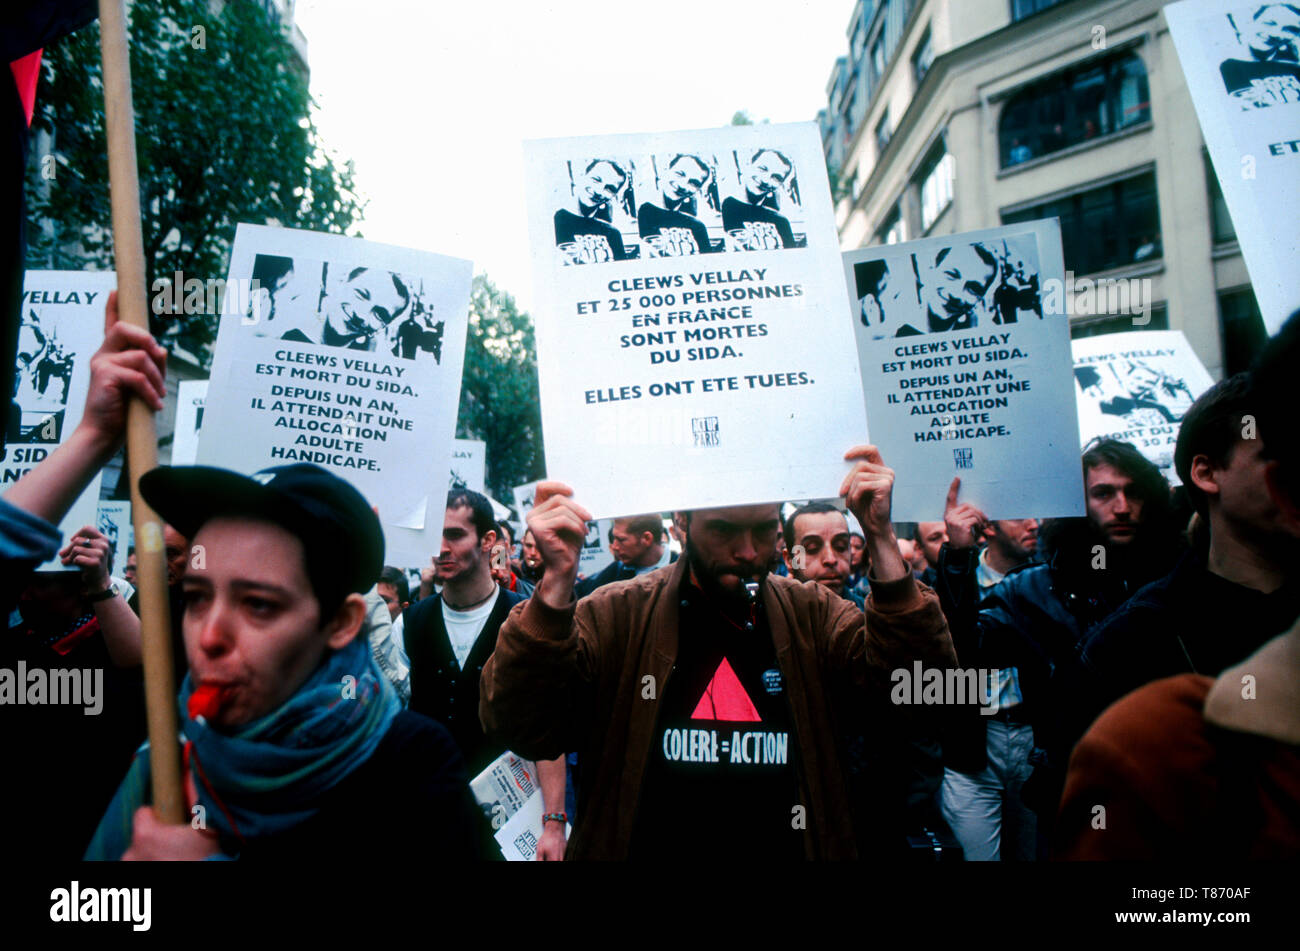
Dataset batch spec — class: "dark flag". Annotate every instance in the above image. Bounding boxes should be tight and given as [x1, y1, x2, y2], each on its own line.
[2, 1, 98, 427]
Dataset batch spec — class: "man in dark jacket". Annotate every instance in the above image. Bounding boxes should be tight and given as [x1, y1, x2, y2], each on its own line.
[405, 488, 568, 859]
[1072, 374, 1300, 743]
[937, 440, 1182, 854]
[480, 444, 957, 860]
[575, 513, 674, 598]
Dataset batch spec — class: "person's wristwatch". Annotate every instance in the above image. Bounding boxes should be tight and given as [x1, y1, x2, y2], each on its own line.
[86, 584, 119, 603]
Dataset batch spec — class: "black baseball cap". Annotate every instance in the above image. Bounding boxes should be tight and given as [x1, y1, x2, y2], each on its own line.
[139, 463, 384, 612]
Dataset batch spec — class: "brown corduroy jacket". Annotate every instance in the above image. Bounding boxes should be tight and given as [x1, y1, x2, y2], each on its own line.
[479, 554, 957, 860]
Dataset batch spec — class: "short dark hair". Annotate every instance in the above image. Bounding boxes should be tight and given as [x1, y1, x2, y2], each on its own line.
[1250, 308, 1300, 503]
[496, 521, 513, 546]
[378, 566, 409, 604]
[783, 501, 843, 551]
[616, 514, 663, 543]
[1174, 373, 1253, 517]
[446, 488, 497, 540]
[1082, 439, 1170, 515]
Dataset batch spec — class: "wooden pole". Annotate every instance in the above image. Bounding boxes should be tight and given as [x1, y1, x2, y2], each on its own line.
[97, 0, 184, 824]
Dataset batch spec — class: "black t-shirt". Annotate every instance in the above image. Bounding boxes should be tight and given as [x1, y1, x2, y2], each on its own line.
[1220, 58, 1300, 102]
[554, 209, 628, 262]
[721, 197, 797, 249]
[630, 581, 805, 860]
[637, 202, 716, 255]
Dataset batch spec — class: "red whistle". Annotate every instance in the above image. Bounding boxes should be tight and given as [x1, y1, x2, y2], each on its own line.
[188, 682, 232, 721]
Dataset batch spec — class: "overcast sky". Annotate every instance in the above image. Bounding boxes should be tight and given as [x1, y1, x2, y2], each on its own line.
[293, 0, 856, 311]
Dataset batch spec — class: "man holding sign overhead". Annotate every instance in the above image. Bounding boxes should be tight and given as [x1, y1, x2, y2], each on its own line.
[480, 445, 956, 860]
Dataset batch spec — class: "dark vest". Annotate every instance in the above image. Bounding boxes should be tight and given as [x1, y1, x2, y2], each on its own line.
[403, 585, 527, 776]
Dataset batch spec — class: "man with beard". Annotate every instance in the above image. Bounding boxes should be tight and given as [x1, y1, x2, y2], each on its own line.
[479, 445, 957, 860]
[721, 149, 798, 250]
[638, 154, 717, 257]
[938, 440, 1181, 855]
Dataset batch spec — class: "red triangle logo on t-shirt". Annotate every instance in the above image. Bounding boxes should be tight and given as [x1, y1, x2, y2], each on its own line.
[690, 657, 761, 722]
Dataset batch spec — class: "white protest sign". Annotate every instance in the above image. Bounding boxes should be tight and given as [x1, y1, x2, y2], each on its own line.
[1167, 0, 1300, 334]
[96, 500, 132, 578]
[171, 379, 207, 465]
[844, 220, 1083, 520]
[3, 271, 113, 570]
[1072, 330, 1215, 484]
[449, 438, 486, 493]
[198, 224, 471, 566]
[512, 480, 614, 577]
[524, 123, 867, 518]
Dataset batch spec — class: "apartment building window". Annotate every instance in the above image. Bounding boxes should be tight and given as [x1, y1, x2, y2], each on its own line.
[1004, 170, 1161, 275]
[1218, 289, 1267, 375]
[999, 51, 1150, 167]
[917, 144, 954, 231]
[1070, 306, 1168, 339]
[1204, 151, 1237, 244]
[1012, 0, 1070, 21]
[875, 109, 892, 155]
[878, 204, 906, 245]
[913, 28, 933, 85]
[870, 34, 886, 86]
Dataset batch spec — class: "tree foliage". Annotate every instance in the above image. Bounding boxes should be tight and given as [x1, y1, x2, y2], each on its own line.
[25, 0, 362, 367]
[456, 274, 544, 500]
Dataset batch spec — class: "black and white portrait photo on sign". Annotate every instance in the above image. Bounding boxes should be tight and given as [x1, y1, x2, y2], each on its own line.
[1219, 3, 1300, 108]
[844, 220, 1083, 521]
[1073, 360, 1197, 426]
[1072, 330, 1215, 482]
[853, 232, 1043, 339]
[3, 271, 113, 569]
[637, 153, 722, 257]
[1168, 0, 1299, 335]
[247, 252, 445, 363]
[200, 224, 472, 566]
[720, 147, 805, 250]
[554, 157, 639, 265]
[526, 123, 861, 518]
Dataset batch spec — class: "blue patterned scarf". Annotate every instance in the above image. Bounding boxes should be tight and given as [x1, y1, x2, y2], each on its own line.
[85, 635, 399, 860]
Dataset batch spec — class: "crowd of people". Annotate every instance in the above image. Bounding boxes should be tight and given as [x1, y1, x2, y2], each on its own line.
[2, 288, 1297, 862]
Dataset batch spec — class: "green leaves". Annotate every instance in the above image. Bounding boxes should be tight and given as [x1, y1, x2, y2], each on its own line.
[25, 0, 362, 369]
[456, 275, 543, 499]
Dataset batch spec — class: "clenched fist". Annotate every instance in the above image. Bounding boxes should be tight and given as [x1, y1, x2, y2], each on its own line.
[527, 481, 592, 610]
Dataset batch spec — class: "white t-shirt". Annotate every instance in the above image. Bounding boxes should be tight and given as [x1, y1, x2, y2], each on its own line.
[441, 588, 500, 670]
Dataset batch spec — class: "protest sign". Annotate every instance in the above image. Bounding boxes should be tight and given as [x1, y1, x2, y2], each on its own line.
[1072, 330, 1215, 484]
[450, 438, 486, 493]
[1166, 0, 1300, 335]
[3, 271, 113, 570]
[197, 224, 471, 566]
[513, 479, 615, 577]
[524, 123, 867, 517]
[171, 379, 207, 465]
[844, 220, 1083, 520]
[97, 500, 133, 580]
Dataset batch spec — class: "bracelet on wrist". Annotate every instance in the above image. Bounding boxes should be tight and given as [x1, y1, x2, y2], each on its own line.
[542, 812, 567, 826]
[86, 585, 118, 603]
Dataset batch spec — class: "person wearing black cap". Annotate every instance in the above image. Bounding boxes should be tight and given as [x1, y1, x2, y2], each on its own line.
[85, 463, 482, 861]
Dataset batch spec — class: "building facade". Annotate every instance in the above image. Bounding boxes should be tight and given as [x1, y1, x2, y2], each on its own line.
[817, 0, 1268, 379]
